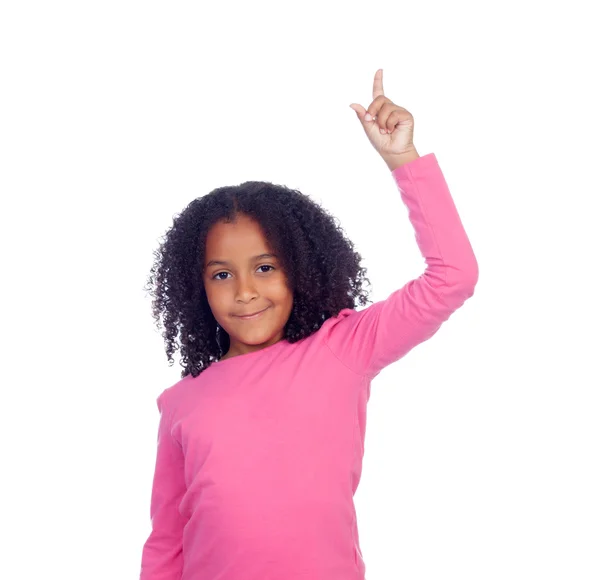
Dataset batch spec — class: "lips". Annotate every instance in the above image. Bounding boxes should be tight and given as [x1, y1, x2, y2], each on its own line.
[236, 307, 269, 319]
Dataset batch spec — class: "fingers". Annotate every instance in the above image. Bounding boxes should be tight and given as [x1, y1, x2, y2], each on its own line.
[366, 95, 389, 120]
[372, 68, 384, 100]
[379, 104, 398, 134]
[354, 70, 408, 134]
[385, 110, 403, 133]
[364, 70, 389, 128]
[366, 100, 400, 133]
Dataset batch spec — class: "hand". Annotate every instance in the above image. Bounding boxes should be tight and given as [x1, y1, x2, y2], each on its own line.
[350, 69, 417, 164]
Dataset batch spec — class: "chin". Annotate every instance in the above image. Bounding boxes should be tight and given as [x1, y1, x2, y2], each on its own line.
[239, 328, 278, 343]
[230, 323, 283, 344]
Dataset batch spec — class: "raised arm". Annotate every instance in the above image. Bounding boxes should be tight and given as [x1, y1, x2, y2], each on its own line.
[323, 152, 478, 379]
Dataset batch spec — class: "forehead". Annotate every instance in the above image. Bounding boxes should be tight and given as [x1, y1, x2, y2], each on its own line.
[204, 215, 270, 257]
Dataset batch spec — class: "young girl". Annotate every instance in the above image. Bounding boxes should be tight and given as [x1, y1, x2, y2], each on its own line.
[140, 69, 478, 580]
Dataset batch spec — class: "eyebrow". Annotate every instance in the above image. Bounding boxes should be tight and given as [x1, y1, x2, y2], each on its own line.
[205, 253, 277, 268]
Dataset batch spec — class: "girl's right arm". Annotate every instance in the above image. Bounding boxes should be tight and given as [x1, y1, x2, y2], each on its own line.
[139, 392, 187, 580]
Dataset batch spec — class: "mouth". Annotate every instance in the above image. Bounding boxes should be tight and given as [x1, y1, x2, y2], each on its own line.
[235, 306, 270, 320]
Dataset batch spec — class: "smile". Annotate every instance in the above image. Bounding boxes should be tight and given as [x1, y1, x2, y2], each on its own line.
[235, 307, 270, 320]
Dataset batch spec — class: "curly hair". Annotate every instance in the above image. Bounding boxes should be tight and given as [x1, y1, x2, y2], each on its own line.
[144, 180, 373, 378]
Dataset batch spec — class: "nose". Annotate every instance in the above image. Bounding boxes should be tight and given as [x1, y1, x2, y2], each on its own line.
[235, 274, 259, 303]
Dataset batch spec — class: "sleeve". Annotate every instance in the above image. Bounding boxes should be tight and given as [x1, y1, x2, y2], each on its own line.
[140, 391, 187, 580]
[323, 152, 479, 380]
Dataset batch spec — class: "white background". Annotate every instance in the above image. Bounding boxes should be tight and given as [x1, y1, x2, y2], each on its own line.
[1, 1, 599, 579]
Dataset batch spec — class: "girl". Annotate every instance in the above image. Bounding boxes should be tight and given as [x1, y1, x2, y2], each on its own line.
[140, 69, 478, 580]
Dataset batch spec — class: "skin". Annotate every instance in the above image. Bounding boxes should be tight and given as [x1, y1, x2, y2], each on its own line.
[200, 70, 419, 363]
[202, 213, 294, 361]
[349, 68, 419, 171]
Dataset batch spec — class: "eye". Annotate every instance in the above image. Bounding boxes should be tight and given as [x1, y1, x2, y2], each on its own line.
[212, 265, 274, 281]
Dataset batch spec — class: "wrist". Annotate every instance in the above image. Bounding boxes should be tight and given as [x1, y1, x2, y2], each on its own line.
[383, 148, 420, 171]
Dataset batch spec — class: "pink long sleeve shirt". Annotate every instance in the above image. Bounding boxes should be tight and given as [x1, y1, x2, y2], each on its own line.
[140, 152, 479, 580]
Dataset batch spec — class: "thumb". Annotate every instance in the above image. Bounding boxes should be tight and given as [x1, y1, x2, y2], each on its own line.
[349, 103, 368, 122]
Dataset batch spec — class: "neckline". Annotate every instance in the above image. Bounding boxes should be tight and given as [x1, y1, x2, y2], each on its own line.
[210, 338, 287, 367]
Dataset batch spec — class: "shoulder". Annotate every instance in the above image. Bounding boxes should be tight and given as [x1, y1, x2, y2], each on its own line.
[319, 306, 363, 339]
[156, 374, 197, 414]
[322, 307, 357, 327]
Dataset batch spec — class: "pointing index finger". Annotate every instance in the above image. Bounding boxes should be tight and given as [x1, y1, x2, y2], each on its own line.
[373, 68, 384, 99]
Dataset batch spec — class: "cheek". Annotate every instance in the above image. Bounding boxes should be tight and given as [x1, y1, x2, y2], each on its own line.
[267, 276, 293, 302]
[203, 281, 227, 312]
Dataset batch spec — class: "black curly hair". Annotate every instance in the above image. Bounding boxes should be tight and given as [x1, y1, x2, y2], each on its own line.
[144, 180, 373, 378]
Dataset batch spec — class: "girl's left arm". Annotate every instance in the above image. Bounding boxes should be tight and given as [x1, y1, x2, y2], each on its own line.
[323, 152, 478, 380]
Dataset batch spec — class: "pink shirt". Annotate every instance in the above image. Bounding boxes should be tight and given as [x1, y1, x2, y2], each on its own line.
[140, 152, 478, 580]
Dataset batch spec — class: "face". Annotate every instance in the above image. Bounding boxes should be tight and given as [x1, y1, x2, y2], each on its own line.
[202, 214, 294, 360]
